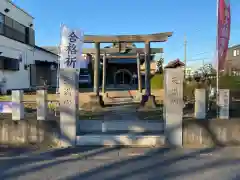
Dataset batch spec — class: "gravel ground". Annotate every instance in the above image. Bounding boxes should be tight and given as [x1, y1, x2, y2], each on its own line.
[0, 102, 164, 121]
[0, 147, 239, 180]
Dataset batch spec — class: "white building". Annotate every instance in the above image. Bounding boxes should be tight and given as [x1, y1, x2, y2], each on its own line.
[0, 0, 58, 92]
[185, 67, 195, 78]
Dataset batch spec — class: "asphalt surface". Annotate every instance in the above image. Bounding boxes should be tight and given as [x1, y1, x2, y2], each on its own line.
[0, 147, 239, 180]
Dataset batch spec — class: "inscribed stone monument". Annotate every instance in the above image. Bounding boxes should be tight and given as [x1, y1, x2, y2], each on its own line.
[164, 68, 184, 146]
[194, 89, 206, 119]
[219, 89, 229, 119]
[59, 69, 79, 146]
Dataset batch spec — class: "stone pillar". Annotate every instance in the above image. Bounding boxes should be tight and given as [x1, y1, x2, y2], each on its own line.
[139, 42, 156, 109]
[36, 89, 47, 120]
[87, 42, 104, 110]
[59, 69, 79, 146]
[219, 89, 229, 119]
[164, 68, 184, 147]
[137, 53, 142, 93]
[144, 42, 151, 96]
[94, 42, 100, 96]
[12, 90, 24, 120]
[102, 53, 107, 94]
[194, 89, 206, 119]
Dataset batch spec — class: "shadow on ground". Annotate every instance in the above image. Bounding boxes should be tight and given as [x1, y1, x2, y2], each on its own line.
[0, 118, 240, 179]
[0, 146, 239, 180]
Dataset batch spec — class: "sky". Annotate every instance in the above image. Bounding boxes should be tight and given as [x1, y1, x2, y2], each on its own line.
[14, 0, 240, 69]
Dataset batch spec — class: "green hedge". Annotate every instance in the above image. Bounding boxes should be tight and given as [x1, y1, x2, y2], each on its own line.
[150, 73, 164, 89]
[150, 74, 240, 91]
[219, 76, 240, 89]
[209, 76, 240, 89]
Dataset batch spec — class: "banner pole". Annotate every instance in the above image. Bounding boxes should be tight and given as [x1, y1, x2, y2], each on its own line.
[216, 0, 219, 118]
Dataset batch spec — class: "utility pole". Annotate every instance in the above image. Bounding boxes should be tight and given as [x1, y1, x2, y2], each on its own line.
[184, 35, 187, 77]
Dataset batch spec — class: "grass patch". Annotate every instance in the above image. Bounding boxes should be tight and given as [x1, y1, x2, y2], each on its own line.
[79, 111, 105, 120]
[0, 94, 57, 102]
[137, 111, 163, 120]
[151, 73, 164, 89]
[137, 107, 163, 120]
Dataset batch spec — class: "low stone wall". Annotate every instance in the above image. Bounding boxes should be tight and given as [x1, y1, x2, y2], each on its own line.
[1, 118, 240, 148]
[0, 119, 61, 147]
[183, 119, 240, 147]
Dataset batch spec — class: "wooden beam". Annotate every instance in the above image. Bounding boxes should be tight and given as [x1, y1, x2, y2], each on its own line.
[106, 55, 137, 59]
[82, 48, 163, 54]
[105, 55, 155, 59]
[42, 47, 163, 55]
[84, 32, 173, 43]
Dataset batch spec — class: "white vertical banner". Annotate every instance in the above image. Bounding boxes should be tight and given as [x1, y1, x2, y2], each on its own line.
[59, 25, 84, 69]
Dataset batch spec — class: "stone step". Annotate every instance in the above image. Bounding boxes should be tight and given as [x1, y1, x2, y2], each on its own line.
[106, 90, 136, 98]
[76, 134, 165, 147]
[105, 97, 134, 104]
[77, 131, 164, 135]
[77, 120, 164, 133]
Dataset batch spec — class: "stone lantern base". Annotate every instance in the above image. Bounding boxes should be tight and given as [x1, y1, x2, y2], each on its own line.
[139, 95, 157, 109]
[84, 95, 104, 111]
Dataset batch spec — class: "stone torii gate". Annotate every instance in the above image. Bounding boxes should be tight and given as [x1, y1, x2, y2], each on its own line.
[84, 32, 173, 109]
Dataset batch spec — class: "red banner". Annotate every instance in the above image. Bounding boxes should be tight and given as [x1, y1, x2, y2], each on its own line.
[217, 0, 231, 71]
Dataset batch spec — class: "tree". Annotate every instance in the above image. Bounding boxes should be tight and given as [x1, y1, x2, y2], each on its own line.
[194, 63, 216, 84]
[198, 64, 216, 77]
[155, 58, 164, 74]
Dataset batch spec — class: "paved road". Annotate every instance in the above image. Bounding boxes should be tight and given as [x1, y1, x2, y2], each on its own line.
[0, 147, 239, 180]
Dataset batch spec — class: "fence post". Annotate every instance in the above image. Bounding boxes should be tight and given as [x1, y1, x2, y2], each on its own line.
[194, 89, 206, 119]
[37, 89, 47, 120]
[12, 90, 24, 120]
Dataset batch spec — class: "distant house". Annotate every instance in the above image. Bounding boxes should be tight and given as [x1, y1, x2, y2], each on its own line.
[140, 61, 158, 75]
[185, 67, 195, 78]
[0, 0, 58, 91]
[225, 45, 240, 75]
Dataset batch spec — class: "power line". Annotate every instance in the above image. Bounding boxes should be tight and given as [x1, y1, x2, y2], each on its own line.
[187, 57, 211, 62]
[184, 35, 187, 72]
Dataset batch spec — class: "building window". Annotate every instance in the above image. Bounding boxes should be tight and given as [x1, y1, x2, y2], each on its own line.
[1, 15, 27, 44]
[0, 57, 20, 71]
[4, 58, 19, 71]
[0, 13, 4, 34]
[233, 49, 240, 57]
[13, 21, 26, 43]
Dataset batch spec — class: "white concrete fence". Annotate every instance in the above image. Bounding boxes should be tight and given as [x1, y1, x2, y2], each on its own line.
[194, 88, 230, 120]
[0, 89, 53, 121]
[0, 86, 230, 147]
